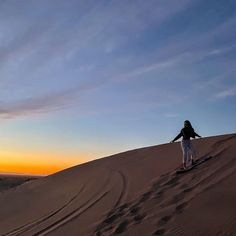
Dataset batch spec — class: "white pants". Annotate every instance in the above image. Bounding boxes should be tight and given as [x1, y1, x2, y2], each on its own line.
[181, 140, 196, 164]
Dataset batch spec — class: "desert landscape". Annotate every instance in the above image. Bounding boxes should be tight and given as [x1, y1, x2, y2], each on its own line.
[0, 133, 235, 236]
[1, 1, 236, 235]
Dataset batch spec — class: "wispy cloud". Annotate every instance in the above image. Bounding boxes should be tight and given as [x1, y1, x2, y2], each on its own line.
[111, 57, 181, 82]
[0, 83, 100, 119]
[214, 86, 236, 99]
[0, 90, 75, 119]
[205, 44, 236, 56]
[0, 0, 235, 120]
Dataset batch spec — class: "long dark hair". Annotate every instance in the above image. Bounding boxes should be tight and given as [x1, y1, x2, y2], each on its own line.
[184, 120, 193, 129]
[183, 120, 195, 137]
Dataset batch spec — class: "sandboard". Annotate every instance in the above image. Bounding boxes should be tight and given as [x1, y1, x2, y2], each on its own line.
[176, 156, 212, 174]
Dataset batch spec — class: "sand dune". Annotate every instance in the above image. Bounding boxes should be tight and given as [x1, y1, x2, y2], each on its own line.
[0, 175, 39, 193]
[0, 133, 235, 236]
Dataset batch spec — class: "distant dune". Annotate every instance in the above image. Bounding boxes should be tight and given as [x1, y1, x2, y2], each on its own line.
[0, 175, 40, 193]
[0, 133, 235, 236]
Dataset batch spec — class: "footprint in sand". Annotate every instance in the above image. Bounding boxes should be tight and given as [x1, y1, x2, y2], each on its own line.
[157, 215, 172, 227]
[103, 212, 124, 224]
[153, 228, 166, 235]
[175, 202, 189, 214]
[153, 190, 164, 201]
[117, 203, 128, 212]
[114, 220, 129, 234]
[133, 213, 147, 224]
[129, 205, 141, 215]
[183, 186, 193, 193]
[169, 192, 186, 205]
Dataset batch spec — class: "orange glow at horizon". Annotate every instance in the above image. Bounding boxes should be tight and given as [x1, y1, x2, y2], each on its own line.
[0, 162, 79, 175]
[0, 150, 94, 175]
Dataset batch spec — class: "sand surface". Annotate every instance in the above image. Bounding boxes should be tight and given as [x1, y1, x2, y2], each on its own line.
[0, 133, 235, 235]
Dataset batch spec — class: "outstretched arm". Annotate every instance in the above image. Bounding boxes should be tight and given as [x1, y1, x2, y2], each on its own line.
[171, 132, 182, 143]
[194, 132, 202, 138]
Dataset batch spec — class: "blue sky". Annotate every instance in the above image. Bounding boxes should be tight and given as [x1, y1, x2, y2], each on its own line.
[0, 0, 235, 173]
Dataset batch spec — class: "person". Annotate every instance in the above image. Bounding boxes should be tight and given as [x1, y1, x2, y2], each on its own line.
[171, 120, 202, 169]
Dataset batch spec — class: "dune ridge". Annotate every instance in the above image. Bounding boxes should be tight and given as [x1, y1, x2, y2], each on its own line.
[0, 133, 235, 235]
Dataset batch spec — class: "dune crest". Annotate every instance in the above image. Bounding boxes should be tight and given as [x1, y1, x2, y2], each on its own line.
[0, 134, 235, 236]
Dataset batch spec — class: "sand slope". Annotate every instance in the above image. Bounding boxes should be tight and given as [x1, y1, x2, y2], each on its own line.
[0, 134, 235, 236]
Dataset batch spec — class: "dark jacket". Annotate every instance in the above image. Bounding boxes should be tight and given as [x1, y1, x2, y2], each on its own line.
[173, 127, 201, 141]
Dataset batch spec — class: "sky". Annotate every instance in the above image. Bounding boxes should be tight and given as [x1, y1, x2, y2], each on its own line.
[0, 0, 235, 175]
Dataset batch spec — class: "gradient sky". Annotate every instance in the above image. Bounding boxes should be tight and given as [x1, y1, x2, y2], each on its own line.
[0, 0, 236, 175]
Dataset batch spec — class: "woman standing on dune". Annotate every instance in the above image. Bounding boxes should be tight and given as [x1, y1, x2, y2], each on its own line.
[171, 120, 202, 169]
